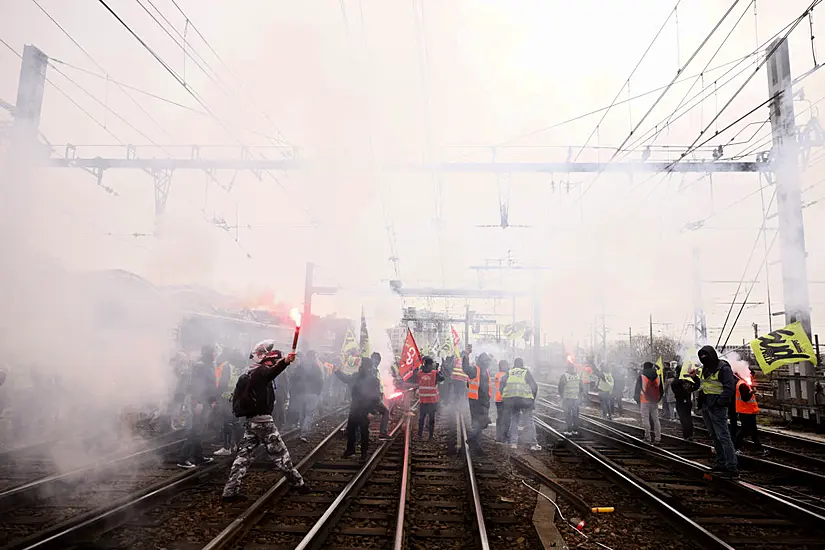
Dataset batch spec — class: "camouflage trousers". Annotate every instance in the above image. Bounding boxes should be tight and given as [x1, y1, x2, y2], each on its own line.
[221, 420, 305, 497]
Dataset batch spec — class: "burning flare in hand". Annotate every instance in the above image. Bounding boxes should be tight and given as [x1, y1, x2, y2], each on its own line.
[289, 308, 302, 352]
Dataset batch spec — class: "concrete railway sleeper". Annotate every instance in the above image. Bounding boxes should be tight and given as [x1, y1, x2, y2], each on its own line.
[534, 413, 825, 549]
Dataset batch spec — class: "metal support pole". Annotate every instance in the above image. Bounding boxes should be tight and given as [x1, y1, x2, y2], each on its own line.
[152, 167, 174, 222]
[649, 314, 654, 353]
[304, 261, 314, 323]
[767, 37, 815, 412]
[692, 248, 708, 347]
[11, 45, 47, 152]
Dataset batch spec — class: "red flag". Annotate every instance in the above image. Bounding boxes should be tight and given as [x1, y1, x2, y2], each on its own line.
[400, 328, 422, 381]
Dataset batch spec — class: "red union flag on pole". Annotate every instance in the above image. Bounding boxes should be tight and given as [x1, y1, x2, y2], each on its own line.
[400, 328, 423, 381]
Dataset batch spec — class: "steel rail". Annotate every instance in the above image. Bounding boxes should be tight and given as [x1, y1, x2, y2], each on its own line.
[12, 408, 348, 550]
[537, 397, 825, 492]
[538, 381, 825, 463]
[537, 405, 825, 532]
[392, 413, 413, 550]
[293, 416, 408, 550]
[460, 415, 490, 550]
[201, 418, 347, 550]
[0, 434, 187, 513]
[533, 416, 735, 550]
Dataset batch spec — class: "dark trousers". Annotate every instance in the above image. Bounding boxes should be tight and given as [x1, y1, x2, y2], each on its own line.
[377, 401, 390, 436]
[418, 402, 437, 437]
[675, 399, 694, 439]
[495, 402, 510, 442]
[735, 413, 763, 450]
[467, 400, 489, 450]
[728, 401, 738, 444]
[180, 410, 205, 463]
[345, 409, 370, 457]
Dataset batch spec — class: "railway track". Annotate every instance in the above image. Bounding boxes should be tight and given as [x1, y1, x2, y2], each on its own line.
[538, 381, 825, 476]
[533, 406, 825, 549]
[0, 409, 348, 550]
[200, 402, 541, 550]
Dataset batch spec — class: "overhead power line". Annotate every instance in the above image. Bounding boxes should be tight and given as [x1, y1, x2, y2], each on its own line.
[573, 1, 682, 164]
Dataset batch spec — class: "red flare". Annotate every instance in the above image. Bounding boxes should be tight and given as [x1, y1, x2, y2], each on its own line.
[389, 391, 403, 399]
[289, 307, 302, 327]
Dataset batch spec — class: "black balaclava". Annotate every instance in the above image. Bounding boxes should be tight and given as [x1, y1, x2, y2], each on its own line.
[514, 358, 524, 369]
[371, 352, 382, 368]
[698, 345, 719, 369]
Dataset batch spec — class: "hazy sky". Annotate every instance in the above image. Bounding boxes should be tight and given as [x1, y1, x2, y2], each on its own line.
[2, 0, 825, 349]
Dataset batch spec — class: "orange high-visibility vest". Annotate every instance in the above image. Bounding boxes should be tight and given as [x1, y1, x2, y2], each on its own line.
[640, 374, 660, 404]
[451, 363, 469, 382]
[215, 361, 227, 388]
[418, 371, 439, 404]
[495, 371, 506, 403]
[735, 379, 759, 414]
[467, 365, 493, 400]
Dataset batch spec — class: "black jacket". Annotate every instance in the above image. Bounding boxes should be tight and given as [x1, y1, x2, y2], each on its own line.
[244, 359, 291, 417]
[692, 345, 736, 409]
[190, 359, 219, 405]
[335, 367, 382, 413]
[292, 361, 325, 396]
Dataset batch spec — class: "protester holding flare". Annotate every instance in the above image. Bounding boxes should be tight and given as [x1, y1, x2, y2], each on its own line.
[221, 340, 309, 502]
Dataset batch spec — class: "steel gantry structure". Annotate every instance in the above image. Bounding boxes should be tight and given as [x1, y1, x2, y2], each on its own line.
[3, 40, 822, 416]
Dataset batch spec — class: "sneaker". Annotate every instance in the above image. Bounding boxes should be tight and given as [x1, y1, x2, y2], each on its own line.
[530, 444, 542, 451]
[342, 450, 355, 458]
[717, 470, 740, 479]
[295, 483, 312, 494]
[299, 436, 309, 443]
[378, 434, 391, 440]
[735, 450, 742, 456]
[222, 493, 248, 502]
[198, 457, 215, 465]
[510, 443, 518, 450]
[177, 461, 196, 469]
[213, 448, 232, 456]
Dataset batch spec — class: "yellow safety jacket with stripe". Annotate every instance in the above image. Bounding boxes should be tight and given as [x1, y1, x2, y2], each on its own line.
[501, 367, 533, 400]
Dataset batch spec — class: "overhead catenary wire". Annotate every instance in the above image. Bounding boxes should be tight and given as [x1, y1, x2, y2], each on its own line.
[572, 1, 682, 164]
[673, 0, 823, 168]
[27, 0, 180, 139]
[716, 187, 777, 347]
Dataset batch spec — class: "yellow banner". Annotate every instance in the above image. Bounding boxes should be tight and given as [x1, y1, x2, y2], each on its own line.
[750, 321, 818, 375]
[680, 348, 698, 380]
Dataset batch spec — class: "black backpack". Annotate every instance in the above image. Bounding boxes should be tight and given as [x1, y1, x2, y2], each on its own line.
[232, 373, 255, 418]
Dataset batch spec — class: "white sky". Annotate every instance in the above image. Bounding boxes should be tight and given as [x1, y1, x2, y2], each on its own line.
[1, 0, 825, 349]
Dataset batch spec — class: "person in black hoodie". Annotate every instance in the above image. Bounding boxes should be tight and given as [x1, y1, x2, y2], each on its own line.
[178, 345, 219, 468]
[634, 362, 662, 444]
[691, 345, 738, 478]
[335, 357, 382, 460]
[671, 362, 695, 440]
[221, 340, 309, 501]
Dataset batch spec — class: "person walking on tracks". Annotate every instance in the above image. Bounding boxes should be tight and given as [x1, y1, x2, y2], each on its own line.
[734, 369, 766, 455]
[411, 356, 444, 439]
[500, 358, 541, 451]
[634, 361, 662, 444]
[335, 356, 383, 460]
[494, 359, 510, 442]
[178, 345, 218, 469]
[691, 346, 739, 478]
[558, 361, 581, 436]
[597, 364, 614, 420]
[672, 362, 696, 440]
[463, 350, 493, 453]
[221, 340, 310, 502]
